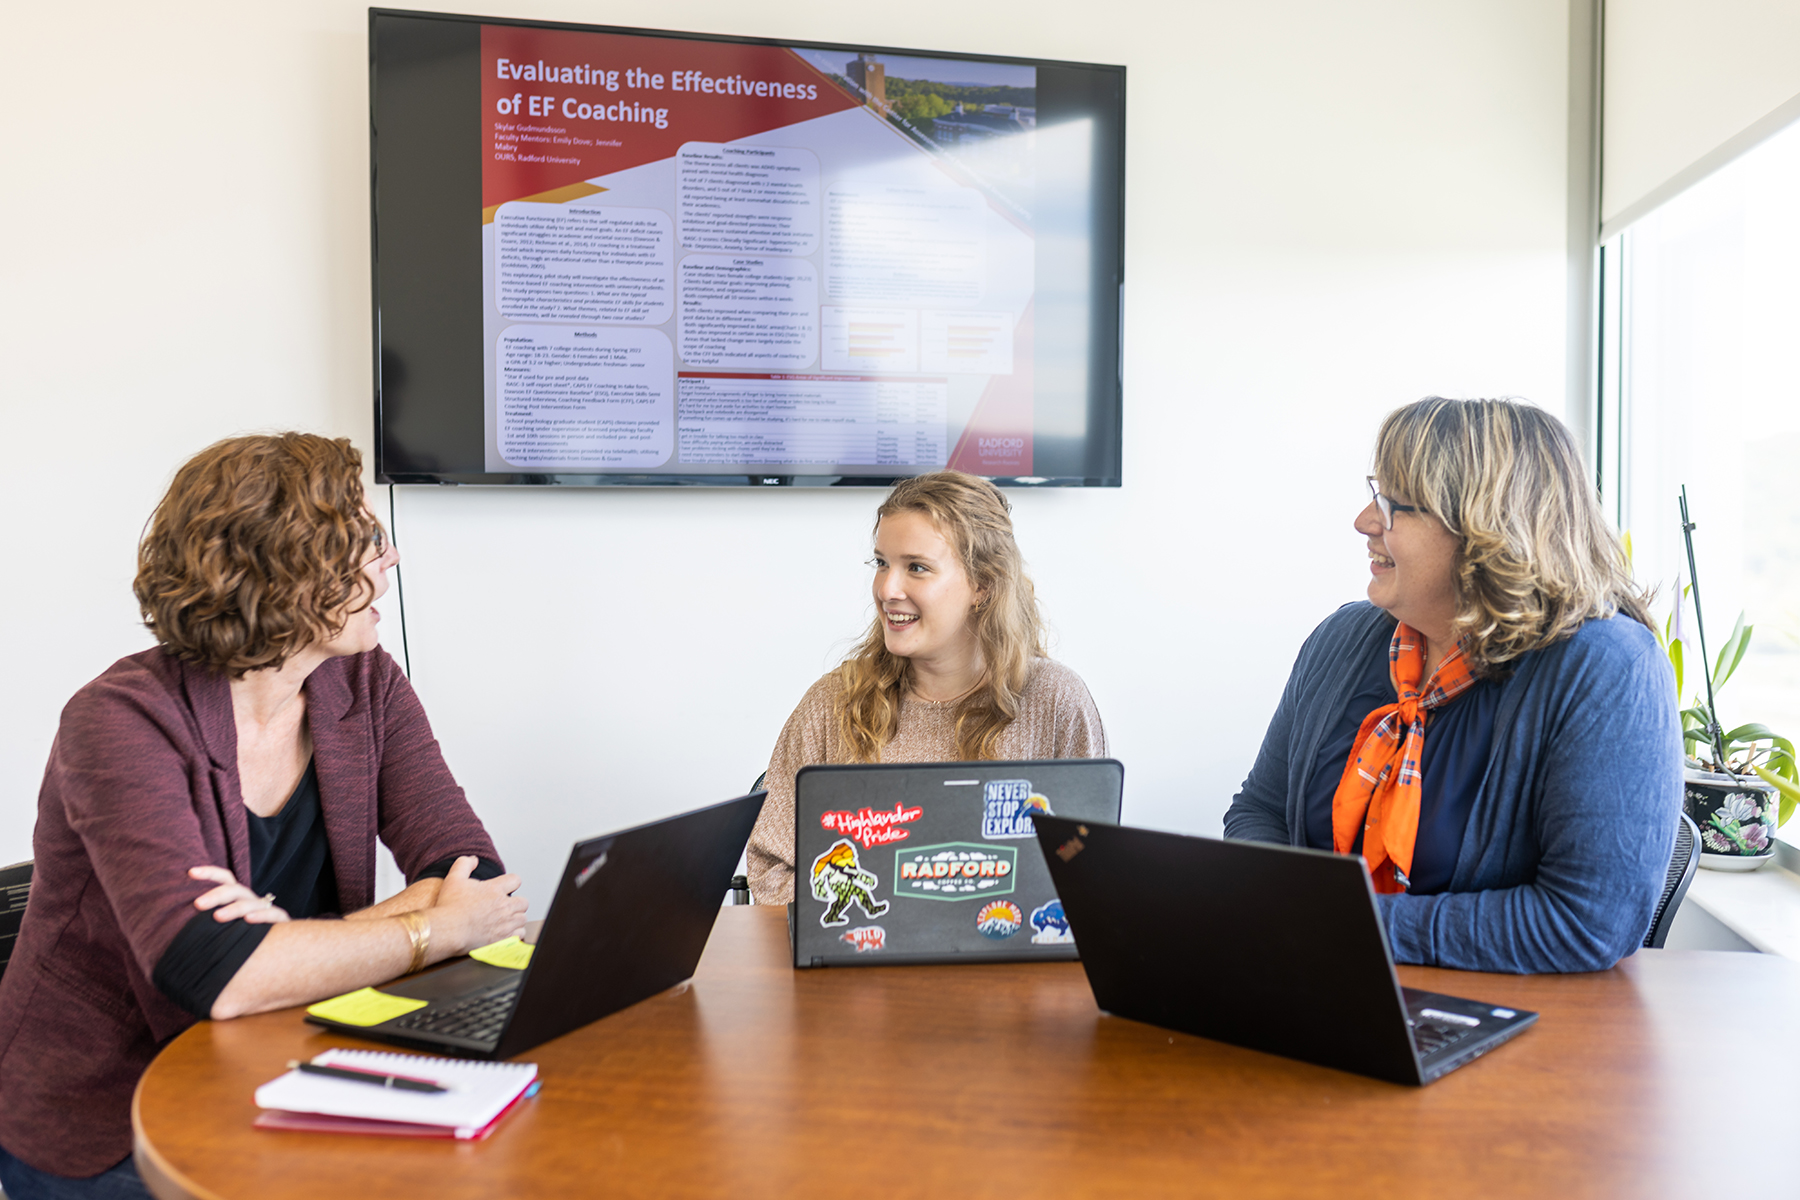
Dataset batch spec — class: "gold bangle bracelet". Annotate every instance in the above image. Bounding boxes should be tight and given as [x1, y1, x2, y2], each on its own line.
[397, 911, 431, 974]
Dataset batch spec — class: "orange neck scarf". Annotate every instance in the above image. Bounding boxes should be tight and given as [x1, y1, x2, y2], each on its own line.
[1332, 623, 1477, 893]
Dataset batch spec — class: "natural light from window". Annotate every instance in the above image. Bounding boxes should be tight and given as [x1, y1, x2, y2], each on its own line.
[1605, 116, 1800, 766]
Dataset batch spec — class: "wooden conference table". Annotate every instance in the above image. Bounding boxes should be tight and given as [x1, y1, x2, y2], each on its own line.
[135, 906, 1800, 1199]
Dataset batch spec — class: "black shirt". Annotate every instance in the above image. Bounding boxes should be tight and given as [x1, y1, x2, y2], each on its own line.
[246, 760, 338, 920]
[153, 761, 329, 1016]
[1301, 644, 1500, 894]
[152, 760, 505, 1018]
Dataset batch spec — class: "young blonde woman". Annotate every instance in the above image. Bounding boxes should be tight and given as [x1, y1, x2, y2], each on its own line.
[746, 471, 1107, 904]
[1225, 397, 1681, 974]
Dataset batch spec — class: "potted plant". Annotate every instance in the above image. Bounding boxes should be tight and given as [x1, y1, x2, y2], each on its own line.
[1653, 597, 1800, 869]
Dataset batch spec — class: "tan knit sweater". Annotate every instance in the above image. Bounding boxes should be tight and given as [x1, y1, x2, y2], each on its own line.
[746, 658, 1108, 903]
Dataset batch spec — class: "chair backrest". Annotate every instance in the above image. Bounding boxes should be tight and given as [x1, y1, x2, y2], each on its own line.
[1642, 813, 1700, 949]
[751, 770, 767, 795]
[0, 860, 32, 983]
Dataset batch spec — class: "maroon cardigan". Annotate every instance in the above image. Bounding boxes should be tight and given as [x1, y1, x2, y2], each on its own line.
[0, 646, 500, 1176]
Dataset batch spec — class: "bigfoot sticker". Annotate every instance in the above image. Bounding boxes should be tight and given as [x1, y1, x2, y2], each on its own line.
[981, 780, 1053, 839]
[810, 838, 890, 927]
[1029, 899, 1074, 945]
[976, 900, 1024, 939]
[839, 926, 887, 953]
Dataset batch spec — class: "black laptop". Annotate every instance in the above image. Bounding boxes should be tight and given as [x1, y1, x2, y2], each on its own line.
[790, 759, 1123, 967]
[306, 792, 765, 1058]
[1031, 815, 1537, 1085]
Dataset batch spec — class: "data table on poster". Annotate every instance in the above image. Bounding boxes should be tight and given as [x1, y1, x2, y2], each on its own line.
[676, 374, 947, 465]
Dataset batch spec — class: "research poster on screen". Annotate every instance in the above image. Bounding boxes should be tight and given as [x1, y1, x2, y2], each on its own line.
[478, 24, 1038, 476]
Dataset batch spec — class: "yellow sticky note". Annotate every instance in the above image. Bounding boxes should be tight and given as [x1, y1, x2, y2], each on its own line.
[469, 936, 534, 970]
[305, 987, 428, 1027]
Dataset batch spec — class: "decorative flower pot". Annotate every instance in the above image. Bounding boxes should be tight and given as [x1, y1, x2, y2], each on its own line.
[1685, 768, 1779, 871]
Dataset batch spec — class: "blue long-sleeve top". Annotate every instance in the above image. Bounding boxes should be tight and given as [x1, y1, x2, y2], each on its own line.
[1224, 601, 1682, 974]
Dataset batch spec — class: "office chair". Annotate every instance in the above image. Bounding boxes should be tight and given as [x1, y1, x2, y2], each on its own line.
[1, 860, 32, 984]
[1642, 813, 1701, 949]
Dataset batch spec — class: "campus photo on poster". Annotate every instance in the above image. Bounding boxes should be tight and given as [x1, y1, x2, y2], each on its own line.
[479, 24, 1038, 476]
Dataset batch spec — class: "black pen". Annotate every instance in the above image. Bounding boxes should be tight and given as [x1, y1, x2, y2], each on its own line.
[286, 1059, 448, 1094]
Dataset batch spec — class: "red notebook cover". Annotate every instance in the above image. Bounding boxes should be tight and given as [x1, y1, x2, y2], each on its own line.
[253, 1084, 535, 1141]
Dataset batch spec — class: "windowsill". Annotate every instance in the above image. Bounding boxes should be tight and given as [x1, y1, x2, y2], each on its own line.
[1681, 838, 1800, 960]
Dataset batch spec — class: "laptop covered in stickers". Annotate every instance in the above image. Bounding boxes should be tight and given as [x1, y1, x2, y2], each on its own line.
[788, 759, 1124, 967]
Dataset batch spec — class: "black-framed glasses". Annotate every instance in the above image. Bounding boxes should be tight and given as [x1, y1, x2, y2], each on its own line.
[1366, 476, 1420, 530]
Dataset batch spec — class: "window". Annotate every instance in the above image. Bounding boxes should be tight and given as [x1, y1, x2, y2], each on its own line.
[1600, 116, 1800, 748]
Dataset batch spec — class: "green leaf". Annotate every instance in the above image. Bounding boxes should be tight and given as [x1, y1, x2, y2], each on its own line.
[1724, 722, 1783, 744]
[1764, 739, 1798, 786]
[1670, 638, 1684, 703]
[1751, 764, 1800, 828]
[1712, 613, 1751, 692]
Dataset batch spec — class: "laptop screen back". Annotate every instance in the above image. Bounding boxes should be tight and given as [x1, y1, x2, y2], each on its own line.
[792, 759, 1123, 967]
[1033, 815, 1427, 1084]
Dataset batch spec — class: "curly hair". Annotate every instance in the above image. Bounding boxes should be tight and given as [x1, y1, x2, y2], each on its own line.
[1373, 397, 1652, 677]
[835, 471, 1048, 761]
[134, 433, 382, 677]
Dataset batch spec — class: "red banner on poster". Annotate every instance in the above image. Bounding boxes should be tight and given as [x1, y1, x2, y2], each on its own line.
[948, 302, 1035, 476]
[480, 25, 861, 210]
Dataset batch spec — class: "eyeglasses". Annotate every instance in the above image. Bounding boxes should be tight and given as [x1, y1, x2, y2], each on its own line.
[368, 525, 391, 560]
[1366, 476, 1420, 530]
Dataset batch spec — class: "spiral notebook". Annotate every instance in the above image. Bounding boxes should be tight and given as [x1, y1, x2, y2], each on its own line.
[254, 1049, 538, 1140]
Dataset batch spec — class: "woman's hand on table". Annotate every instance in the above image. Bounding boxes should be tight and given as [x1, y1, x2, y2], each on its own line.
[428, 855, 529, 955]
[188, 865, 291, 924]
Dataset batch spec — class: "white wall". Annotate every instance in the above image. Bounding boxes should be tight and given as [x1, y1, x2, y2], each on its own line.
[0, 0, 1574, 915]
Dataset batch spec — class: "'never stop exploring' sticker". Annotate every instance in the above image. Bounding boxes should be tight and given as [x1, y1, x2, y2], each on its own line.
[981, 779, 1053, 839]
[892, 843, 1017, 900]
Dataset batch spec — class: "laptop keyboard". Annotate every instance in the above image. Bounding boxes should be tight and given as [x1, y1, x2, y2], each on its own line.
[1408, 1016, 1476, 1057]
[392, 978, 522, 1044]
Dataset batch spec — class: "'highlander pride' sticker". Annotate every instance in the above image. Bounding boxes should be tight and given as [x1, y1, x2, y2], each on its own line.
[892, 843, 1017, 900]
[981, 779, 1053, 839]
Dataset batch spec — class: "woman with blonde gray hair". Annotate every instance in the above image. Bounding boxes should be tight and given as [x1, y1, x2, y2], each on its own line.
[747, 471, 1107, 903]
[1225, 397, 1680, 973]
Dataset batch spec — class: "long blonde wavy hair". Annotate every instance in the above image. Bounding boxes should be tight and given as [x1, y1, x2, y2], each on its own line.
[1373, 397, 1653, 677]
[836, 472, 1048, 761]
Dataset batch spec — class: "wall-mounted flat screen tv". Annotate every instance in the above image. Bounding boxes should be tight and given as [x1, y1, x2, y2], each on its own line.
[371, 9, 1125, 486]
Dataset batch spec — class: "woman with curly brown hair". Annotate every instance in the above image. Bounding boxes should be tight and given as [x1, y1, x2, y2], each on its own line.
[746, 471, 1108, 903]
[0, 434, 527, 1198]
[1225, 397, 1681, 974]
